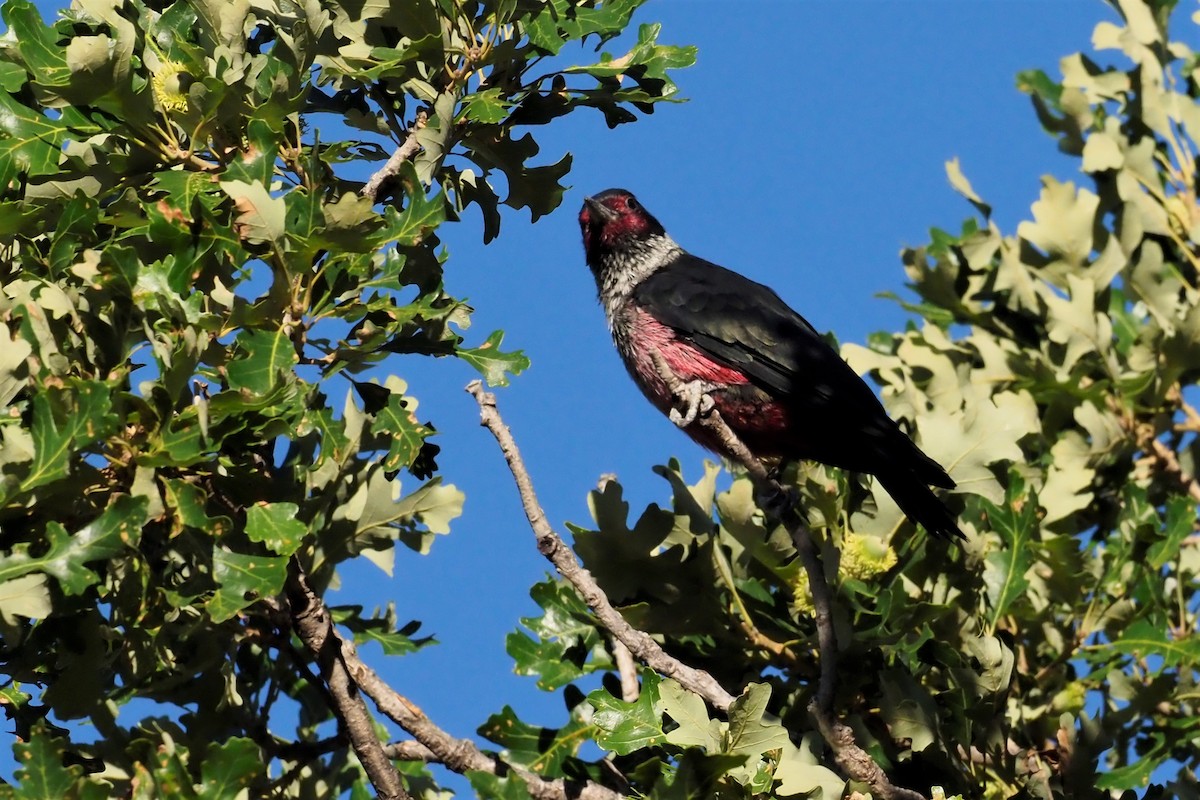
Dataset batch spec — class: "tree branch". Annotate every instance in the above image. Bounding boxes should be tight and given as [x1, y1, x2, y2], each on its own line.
[286, 563, 410, 800]
[643, 362, 928, 800]
[466, 380, 738, 711]
[335, 625, 626, 800]
[360, 111, 427, 203]
[284, 561, 624, 799]
[467, 377, 925, 799]
[1149, 437, 1200, 503]
[611, 638, 641, 702]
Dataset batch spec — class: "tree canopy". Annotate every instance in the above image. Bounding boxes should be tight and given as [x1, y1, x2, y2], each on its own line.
[0, 0, 1197, 799]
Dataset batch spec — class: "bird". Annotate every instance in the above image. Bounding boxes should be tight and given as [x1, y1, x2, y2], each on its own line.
[578, 187, 963, 540]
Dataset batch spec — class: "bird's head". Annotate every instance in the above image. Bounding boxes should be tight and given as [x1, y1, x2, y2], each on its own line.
[579, 189, 666, 263]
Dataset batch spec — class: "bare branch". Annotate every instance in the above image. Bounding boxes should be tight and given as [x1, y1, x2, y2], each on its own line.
[467, 380, 738, 711]
[382, 741, 438, 762]
[645, 361, 927, 800]
[467, 376, 925, 799]
[286, 564, 410, 800]
[1149, 437, 1200, 503]
[361, 111, 427, 203]
[337, 628, 626, 800]
[611, 638, 640, 702]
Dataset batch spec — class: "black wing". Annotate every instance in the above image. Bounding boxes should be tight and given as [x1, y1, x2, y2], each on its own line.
[633, 255, 952, 487]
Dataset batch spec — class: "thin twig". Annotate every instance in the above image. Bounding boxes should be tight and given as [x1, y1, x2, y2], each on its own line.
[611, 638, 640, 702]
[467, 380, 738, 711]
[361, 111, 427, 202]
[467, 377, 925, 799]
[286, 563, 410, 800]
[643, 355, 840, 706]
[1149, 438, 1200, 503]
[382, 741, 438, 762]
[640, 362, 927, 800]
[713, 538, 803, 667]
[336, 627, 626, 800]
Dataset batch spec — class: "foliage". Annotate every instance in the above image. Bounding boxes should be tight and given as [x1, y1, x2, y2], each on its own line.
[1, 0, 1198, 798]
[0, 0, 691, 796]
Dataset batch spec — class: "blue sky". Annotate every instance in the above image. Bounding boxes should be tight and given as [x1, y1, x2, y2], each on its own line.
[15, 0, 1133, 792]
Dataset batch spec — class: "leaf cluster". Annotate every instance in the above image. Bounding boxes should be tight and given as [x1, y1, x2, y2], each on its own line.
[0, 0, 691, 796]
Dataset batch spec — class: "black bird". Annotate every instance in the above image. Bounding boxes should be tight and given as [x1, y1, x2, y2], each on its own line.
[578, 188, 963, 540]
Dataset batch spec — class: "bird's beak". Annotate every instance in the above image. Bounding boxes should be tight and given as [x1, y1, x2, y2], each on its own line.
[584, 195, 617, 223]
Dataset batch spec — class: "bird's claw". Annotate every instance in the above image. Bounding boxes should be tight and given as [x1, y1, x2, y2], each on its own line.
[668, 380, 715, 428]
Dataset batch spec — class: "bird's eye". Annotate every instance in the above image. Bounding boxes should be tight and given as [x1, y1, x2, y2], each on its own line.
[626, 197, 639, 211]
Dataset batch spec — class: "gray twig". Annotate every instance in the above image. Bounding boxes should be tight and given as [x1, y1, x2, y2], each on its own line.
[611, 638, 641, 702]
[467, 380, 738, 711]
[338, 629, 625, 800]
[286, 564, 411, 800]
[289, 558, 624, 800]
[361, 111, 426, 202]
[645, 363, 927, 800]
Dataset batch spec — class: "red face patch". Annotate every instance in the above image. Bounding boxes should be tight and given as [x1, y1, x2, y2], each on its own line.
[596, 195, 651, 245]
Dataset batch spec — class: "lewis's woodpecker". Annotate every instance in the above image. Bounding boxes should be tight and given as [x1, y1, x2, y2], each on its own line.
[579, 188, 963, 540]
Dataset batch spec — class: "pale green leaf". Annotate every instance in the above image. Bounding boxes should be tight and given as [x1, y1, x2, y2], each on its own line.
[245, 503, 306, 555]
[726, 683, 788, 756]
[220, 179, 286, 245]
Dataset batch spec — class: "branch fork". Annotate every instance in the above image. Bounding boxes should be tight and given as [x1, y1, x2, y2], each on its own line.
[468, 377, 927, 800]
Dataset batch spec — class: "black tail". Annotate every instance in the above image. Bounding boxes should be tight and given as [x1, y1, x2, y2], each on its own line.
[876, 470, 964, 540]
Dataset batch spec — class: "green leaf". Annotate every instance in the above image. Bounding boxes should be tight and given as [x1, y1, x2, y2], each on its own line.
[1147, 495, 1194, 569]
[478, 706, 590, 774]
[0, 495, 148, 595]
[521, 0, 641, 55]
[726, 683, 788, 756]
[960, 635, 1015, 697]
[208, 549, 288, 622]
[375, 167, 446, 247]
[981, 474, 1038, 631]
[220, 179, 287, 246]
[1109, 619, 1200, 669]
[570, 478, 675, 603]
[1093, 737, 1167, 790]
[9, 726, 78, 800]
[370, 390, 434, 472]
[657, 679, 719, 751]
[1016, 178, 1100, 267]
[914, 390, 1039, 503]
[4, 1, 69, 87]
[245, 502, 307, 555]
[466, 771, 533, 800]
[587, 670, 665, 754]
[21, 380, 118, 495]
[225, 329, 299, 395]
[506, 579, 607, 690]
[458, 330, 530, 387]
[774, 735, 845, 799]
[500, 152, 572, 221]
[879, 672, 939, 753]
[461, 88, 513, 124]
[329, 469, 464, 563]
[197, 738, 261, 800]
[0, 62, 25, 92]
[945, 157, 992, 218]
[0, 573, 51, 625]
[330, 605, 435, 656]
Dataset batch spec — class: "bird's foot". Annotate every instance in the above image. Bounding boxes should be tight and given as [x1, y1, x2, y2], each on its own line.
[667, 380, 715, 428]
